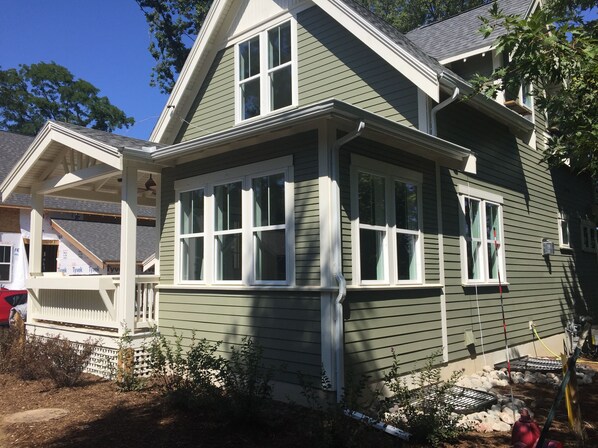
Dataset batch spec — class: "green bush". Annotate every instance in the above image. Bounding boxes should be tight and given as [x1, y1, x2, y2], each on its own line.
[380, 350, 464, 447]
[40, 336, 97, 387]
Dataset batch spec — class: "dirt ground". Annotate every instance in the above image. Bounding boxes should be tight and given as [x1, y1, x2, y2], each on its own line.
[0, 362, 597, 448]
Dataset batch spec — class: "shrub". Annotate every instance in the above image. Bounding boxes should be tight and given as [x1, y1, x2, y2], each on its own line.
[41, 336, 98, 387]
[380, 350, 464, 447]
[0, 326, 20, 373]
[115, 326, 143, 391]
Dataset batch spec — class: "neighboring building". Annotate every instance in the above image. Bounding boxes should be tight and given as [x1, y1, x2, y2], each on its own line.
[1, 0, 596, 397]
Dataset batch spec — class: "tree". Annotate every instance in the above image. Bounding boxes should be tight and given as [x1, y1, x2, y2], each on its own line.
[0, 62, 134, 137]
[473, 0, 598, 177]
[137, 0, 488, 93]
[136, 0, 212, 94]
[355, 0, 489, 33]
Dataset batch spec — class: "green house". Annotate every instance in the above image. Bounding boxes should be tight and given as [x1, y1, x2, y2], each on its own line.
[2, 0, 596, 397]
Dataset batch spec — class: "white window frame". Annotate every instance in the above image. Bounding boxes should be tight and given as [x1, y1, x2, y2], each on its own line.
[174, 156, 295, 287]
[558, 210, 571, 249]
[351, 155, 424, 286]
[581, 220, 597, 253]
[234, 18, 298, 124]
[0, 244, 12, 283]
[457, 185, 506, 285]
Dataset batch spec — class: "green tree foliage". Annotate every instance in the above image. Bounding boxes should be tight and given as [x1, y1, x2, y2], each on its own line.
[0, 62, 134, 137]
[355, 0, 489, 33]
[136, 0, 212, 94]
[474, 0, 598, 177]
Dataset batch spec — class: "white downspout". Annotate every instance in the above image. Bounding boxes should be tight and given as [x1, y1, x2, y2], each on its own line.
[331, 120, 365, 403]
[431, 84, 459, 136]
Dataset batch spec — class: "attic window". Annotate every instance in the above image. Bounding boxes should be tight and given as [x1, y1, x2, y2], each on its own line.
[237, 20, 296, 122]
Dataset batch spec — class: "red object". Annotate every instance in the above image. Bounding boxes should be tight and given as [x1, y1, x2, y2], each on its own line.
[512, 410, 563, 448]
[0, 289, 27, 325]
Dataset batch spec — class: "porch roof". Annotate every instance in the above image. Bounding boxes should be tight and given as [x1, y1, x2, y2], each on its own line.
[0, 121, 165, 208]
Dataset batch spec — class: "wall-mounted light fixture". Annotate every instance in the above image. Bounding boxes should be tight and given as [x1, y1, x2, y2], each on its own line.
[542, 238, 555, 256]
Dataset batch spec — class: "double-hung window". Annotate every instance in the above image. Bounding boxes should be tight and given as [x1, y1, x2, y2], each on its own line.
[458, 185, 506, 284]
[0, 244, 11, 282]
[351, 155, 423, 285]
[237, 20, 296, 121]
[175, 157, 294, 286]
[581, 221, 597, 253]
[558, 211, 570, 249]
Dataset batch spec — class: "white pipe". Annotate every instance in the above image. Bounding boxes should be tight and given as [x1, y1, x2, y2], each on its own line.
[344, 410, 411, 441]
[331, 120, 365, 402]
[431, 85, 459, 136]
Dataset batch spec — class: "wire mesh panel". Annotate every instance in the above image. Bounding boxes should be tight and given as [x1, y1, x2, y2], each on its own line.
[409, 385, 497, 415]
[494, 356, 563, 373]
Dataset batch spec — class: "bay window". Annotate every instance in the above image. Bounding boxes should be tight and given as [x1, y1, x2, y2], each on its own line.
[351, 155, 423, 285]
[175, 157, 294, 286]
[237, 20, 296, 121]
[458, 185, 506, 284]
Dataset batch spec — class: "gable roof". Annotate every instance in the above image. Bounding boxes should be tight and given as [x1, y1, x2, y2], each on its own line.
[406, 0, 535, 63]
[0, 122, 163, 213]
[51, 219, 156, 264]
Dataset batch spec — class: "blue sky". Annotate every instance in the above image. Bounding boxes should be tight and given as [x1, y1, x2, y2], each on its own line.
[0, 0, 169, 140]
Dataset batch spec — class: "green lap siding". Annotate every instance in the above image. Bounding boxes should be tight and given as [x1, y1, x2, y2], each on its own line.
[437, 101, 598, 363]
[298, 7, 418, 128]
[159, 289, 321, 382]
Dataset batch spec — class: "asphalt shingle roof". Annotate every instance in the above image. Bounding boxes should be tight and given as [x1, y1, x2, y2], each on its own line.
[53, 219, 156, 263]
[406, 0, 533, 62]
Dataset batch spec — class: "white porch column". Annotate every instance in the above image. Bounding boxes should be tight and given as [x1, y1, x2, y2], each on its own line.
[29, 192, 44, 275]
[118, 161, 138, 334]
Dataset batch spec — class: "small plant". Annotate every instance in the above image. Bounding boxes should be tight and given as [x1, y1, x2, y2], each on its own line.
[115, 325, 143, 391]
[220, 336, 273, 422]
[41, 336, 98, 387]
[380, 349, 464, 447]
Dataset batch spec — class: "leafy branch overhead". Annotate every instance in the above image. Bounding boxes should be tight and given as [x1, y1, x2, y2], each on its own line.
[0, 62, 134, 136]
[472, 0, 598, 177]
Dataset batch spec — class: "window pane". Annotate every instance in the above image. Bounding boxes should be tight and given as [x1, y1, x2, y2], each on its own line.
[180, 189, 203, 234]
[253, 173, 285, 227]
[0, 264, 9, 281]
[0, 246, 10, 263]
[255, 230, 286, 281]
[360, 229, 385, 280]
[216, 234, 242, 280]
[396, 181, 418, 230]
[270, 65, 292, 111]
[181, 237, 204, 281]
[464, 198, 481, 239]
[241, 79, 261, 119]
[487, 242, 499, 280]
[215, 182, 242, 231]
[268, 22, 291, 68]
[397, 233, 417, 280]
[560, 219, 570, 246]
[359, 173, 385, 226]
[467, 241, 481, 280]
[239, 36, 260, 80]
[486, 203, 500, 242]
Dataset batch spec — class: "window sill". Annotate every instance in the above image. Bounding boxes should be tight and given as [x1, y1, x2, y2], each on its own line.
[347, 283, 443, 290]
[157, 283, 324, 291]
[462, 282, 510, 288]
[234, 104, 298, 127]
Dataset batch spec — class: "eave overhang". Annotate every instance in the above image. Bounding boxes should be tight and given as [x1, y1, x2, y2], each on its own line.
[153, 99, 476, 174]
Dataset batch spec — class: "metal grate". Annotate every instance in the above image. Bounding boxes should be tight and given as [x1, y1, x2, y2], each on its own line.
[410, 386, 497, 415]
[494, 356, 562, 373]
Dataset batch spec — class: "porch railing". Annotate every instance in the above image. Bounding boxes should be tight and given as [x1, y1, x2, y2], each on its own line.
[26, 274, 159, 332]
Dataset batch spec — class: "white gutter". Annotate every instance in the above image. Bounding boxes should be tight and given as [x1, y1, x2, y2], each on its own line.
[331, 120, 365, 403]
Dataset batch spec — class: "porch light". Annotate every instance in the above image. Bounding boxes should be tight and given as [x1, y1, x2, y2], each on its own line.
[145, 174, 157, 191]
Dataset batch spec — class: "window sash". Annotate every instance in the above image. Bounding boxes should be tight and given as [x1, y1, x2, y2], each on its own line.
[0, 245, 12, 282]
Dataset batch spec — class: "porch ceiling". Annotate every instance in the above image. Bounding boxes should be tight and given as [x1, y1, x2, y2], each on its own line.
[0, 121, 162, 207]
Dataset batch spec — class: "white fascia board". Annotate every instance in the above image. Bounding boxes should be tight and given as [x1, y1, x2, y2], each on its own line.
[312, 0, 440, 102]
[1, 121, 121, 200]
[149, 0, 232, 144]
[439, 45, 495, 65]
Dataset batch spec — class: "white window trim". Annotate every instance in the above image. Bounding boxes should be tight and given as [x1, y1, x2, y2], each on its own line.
[558, 211, 571, 249]
[174, 156, 294, 287]
[581, 220, 597, 253]
[234, 17, 298, 124]
[0, 243, 12, 283]
[457, 186, 507, 286]
[351, 155, 424, 286]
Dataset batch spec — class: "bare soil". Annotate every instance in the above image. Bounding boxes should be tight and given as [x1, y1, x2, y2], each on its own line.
[0, 363, 597, 448]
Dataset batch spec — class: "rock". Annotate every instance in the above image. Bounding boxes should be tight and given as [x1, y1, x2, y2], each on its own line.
[492, 421, 512, 432]
[476, 422, 493, 433]
[483, 365, 493, 373]
[500, 410, 516, 425]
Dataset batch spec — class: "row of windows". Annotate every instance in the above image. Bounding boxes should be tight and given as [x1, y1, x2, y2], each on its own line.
[174, 157, 510, 287]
